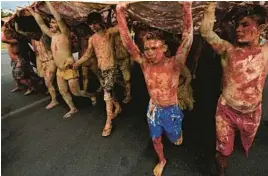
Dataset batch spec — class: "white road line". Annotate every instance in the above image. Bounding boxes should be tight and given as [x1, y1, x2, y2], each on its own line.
[1, 96, 50, 120]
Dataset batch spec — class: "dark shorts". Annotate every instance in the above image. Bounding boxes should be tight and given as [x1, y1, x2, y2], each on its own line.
[98, 68, 116, 100]
[147, 100, 184, 143]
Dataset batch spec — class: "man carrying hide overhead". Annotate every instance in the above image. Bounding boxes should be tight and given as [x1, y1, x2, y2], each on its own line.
[200, 2, 268, 176]
[117, 2, 193, 176]
[1, 20, 40, 96]
[73, 12, 121, 137]
[27, 1, 97, 118]
[75, 25, 101, 94]
[15, 9, 59, 110]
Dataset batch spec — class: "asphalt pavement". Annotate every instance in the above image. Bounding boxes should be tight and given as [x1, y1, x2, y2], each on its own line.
[1, 49, 268, 176]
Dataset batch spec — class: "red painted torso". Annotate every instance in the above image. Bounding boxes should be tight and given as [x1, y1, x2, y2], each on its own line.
[222, 46, 268, 112]
[92, 31, 115, 70]
[142, 57, 180, 107]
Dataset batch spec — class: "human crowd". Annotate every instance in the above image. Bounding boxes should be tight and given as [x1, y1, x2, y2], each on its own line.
[1, 2, 268, 176]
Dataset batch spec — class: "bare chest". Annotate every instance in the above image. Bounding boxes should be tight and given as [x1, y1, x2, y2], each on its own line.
[51, 35, 69, 53]
[143, 62, 179, 89]
[227, 50, 265, 80]
[92, 33, 111, 51]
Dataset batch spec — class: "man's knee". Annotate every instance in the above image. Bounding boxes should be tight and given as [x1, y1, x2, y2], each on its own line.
[104, 90, 113, 101]
[152, 136, 162, 145]
[70, 87, 80, 96]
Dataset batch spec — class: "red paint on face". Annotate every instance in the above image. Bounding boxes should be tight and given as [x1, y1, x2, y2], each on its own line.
[236, 17, 260, 44]
[89, 23, 101, 33]
[50, 19, 59, 33]
[144, 40, 166, 64]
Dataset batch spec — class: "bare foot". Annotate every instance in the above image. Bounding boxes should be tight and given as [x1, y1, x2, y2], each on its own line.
[102, 123, 112, 137]
[113, 105, 122, 119]
[153, 160, 166, 176]
[174, 131, 183, 145]
[24, 88, 35, 96]
[63, 109, 78, 119]
[45, 101, 59, 110]
[123, 95, 132, 104]
[10, 87, 21, 93]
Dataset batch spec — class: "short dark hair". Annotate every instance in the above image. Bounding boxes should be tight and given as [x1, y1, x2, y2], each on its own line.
[236, 5, 267, 26]
[87, 12, 103, 25]
[142, 30, 165, 43]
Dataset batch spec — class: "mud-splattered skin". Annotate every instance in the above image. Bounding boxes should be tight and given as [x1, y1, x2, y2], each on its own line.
[76, 25, 118, 71]
[117, 2, 193, 107]
[32, 39, 53, 62]
[51, 33, 74, 69]
[200, 3, 268, 113]
[221, 45, 268, 112]
[142, 41, 180, 106]
[1, 30, 20, 62]
[28, 7, 74, 70]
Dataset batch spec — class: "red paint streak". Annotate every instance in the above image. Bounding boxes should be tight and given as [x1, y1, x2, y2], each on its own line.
[237, 77, 259, 91]
[246, 68, 255, 74]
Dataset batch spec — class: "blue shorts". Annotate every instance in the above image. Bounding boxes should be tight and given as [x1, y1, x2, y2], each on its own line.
[147, 100, 184, 143]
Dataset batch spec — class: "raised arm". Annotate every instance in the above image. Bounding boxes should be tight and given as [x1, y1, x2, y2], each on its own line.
[14, 22, 32, 37]
[175, 2, 193, 66]
[45, 1, 70, 35]
[27, 7, 52, 38]
[116, 3, 143, 64]
[200, 2, 233, 55]
[73, 37, 94, 69]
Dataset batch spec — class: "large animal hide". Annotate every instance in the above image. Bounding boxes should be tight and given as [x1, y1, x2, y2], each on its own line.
[8, 1, 268, 35]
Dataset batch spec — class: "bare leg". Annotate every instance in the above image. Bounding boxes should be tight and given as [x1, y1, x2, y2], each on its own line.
[57, 76, 78, 118]
[10, 80, 23, 92]
[174, 131, 183, 145]
[20, 79, 35, 96]
[121, 62, 132, 103]
[82, 67, 89, 92]
[152, 136, 167, 176]
[102, 99, 114, 137]
[123, 81, 132, 104]
[44, 71, 58, 109]
[215, 152, 230, 176]
[68, 78, 97, 106]
[112, 99, 121, 118]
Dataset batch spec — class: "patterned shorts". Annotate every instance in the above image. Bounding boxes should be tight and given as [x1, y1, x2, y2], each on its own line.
[11, 60, 37, 80]
[147, 100, 184, 143]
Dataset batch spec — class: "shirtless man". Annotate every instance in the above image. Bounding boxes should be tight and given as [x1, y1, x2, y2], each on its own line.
[27, 2, 96, 118]
[114, 33, 132, 104]
[15, 10, 58, 109]
[73, 12, 121, 137]
[200, 2, 268, 176]
[116, 2, 193, 175]
[75, 26, 100, 93]
[1, 22, 39, 95]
